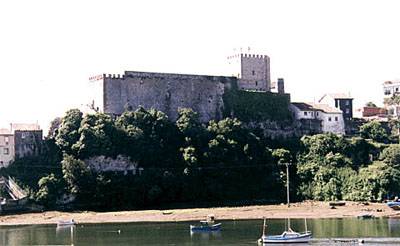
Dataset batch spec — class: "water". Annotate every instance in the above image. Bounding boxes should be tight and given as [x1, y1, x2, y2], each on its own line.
[0, 218, 400, 245]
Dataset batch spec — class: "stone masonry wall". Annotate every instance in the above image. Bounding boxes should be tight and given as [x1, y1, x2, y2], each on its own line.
[103, 72, 237, 122]
[14, 130, 43, 159]
[239, 54, 271, 91]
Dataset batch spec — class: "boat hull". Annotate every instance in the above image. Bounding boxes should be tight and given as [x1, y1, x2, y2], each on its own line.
[57, 220, 76, 227]
[261, 233, 312, 244]
[387, 202, 400, 210]
[190, 223, 221, 232]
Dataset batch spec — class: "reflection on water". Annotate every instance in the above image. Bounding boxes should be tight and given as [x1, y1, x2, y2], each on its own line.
[0, 218, 400, 245]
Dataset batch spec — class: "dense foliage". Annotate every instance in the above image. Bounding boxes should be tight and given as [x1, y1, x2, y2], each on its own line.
[4, 108, 400, 210]
[3, 108, 290, 210]
[359, 121, 389, 143]
[223, 90, 292, 122]
[297, 133, 400, 201]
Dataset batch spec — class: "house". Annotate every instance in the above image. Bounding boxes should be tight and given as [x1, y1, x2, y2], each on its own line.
[383, 81, 400, 116]
[0, 124, 42, 168]
[290, 102, 345, 134]
[354, 106, 387, 120]
[0, 129, 14, 167]
[383, 80, 400, 98]
[319, 93, 353, 121]
[11, 124, 42, 159]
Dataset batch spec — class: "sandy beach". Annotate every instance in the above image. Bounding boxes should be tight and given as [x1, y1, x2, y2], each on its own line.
[0, 201, 398, 226]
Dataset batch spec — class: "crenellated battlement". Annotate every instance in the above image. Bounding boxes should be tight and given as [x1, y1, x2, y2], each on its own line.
[227, 53, 269, 60]
[103, 73, 125, 79]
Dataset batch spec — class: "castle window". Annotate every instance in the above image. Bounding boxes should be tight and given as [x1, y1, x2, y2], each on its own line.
[335, 117, 338, 121]
[346, 108, 350, 114]
[328, 117, 332, 121]
[304, 112, 308, 116]
[345, 100, 350, 106]
[5, 137, 8, 145]
[316, 112, 319, 116]
[252, 70, 255, 76]
[255, 81, 258, 86]
[4, 148, 9, 155]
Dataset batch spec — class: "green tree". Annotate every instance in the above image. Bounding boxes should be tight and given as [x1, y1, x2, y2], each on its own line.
[272, 148, 291, 165]
[356, 161, 400, 201]
[72, 113, 119, 158]
[116, 107, 183, 168]
[61, 154, 92, 197]
[47, 117, 62, 139]
[300, 133, 349, 158]
[389, 119, 400, 143]
[384, 95, 400, 106]
[35, 173, 63, 208]
[176, 108, 204, 140]
[359, 121, 389, 143]
[55, 109, 83, 154]
[380, 144, 400, 168]
[365, 102, 377, 107]
[345, 137, 377, 168]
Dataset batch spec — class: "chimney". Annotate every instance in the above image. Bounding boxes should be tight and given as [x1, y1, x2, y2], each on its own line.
[277, 78, 285, 94]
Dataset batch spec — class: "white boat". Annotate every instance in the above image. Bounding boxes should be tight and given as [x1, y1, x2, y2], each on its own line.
[260, 229, 312, 244]
[57, 219, 76, 227]
[258, 218, 312, 244]
[258, 162, 312, 244]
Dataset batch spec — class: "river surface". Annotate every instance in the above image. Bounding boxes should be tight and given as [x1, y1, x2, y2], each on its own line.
[1, 218, 400, 245]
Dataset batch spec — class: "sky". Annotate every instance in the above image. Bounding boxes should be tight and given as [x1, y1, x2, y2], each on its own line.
[1, 0, 400, 132]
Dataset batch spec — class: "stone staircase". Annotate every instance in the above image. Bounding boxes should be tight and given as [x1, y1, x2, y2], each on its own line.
[0, 176, 27, 200]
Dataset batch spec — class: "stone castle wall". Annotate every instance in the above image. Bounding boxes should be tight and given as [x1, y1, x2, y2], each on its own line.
[103, 72, 237, 122]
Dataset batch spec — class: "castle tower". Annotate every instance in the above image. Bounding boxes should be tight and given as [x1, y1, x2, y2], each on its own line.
[227, 53, 271, 91]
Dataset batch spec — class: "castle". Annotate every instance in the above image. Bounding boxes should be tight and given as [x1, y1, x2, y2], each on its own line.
[89, 53, 289, 123]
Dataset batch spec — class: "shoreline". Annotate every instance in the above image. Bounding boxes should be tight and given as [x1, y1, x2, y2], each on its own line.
[0, 201, 398, 226]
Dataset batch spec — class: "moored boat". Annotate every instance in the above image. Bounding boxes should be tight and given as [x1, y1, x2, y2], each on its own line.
[258, 161, 312, 244]
[260, 230, 312, 244]
[387, 201, 400, 210]
[190, 222, 222, 232]
[57, 219, 76, 227]
[258, 218, 312, 244]
[357, 213, 374, 219]
[190, 214, 221, 232]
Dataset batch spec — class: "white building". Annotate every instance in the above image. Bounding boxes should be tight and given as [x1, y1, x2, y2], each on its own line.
[0, 123, 42, 168]
[383, 81, 400, 116]
[319, 93, 353, 121]
[0, 129, 14, 167]
[290, 102, 345, 134]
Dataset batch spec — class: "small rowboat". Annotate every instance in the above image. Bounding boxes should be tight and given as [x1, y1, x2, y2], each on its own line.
[357, 213, 374, 219]
[190, 214, 221, 232]
[387, 201, 400, 210]
[190, 222, 222, 232]
[57, 219, 76, 227]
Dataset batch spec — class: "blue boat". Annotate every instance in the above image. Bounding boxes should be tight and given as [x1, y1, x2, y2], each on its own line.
[190, 222, 222, 232]
[260, 230, 312, 244]
[190, 215, 221, 232]
[387, 201, 400, 210]
[258, 218, 312, 244]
